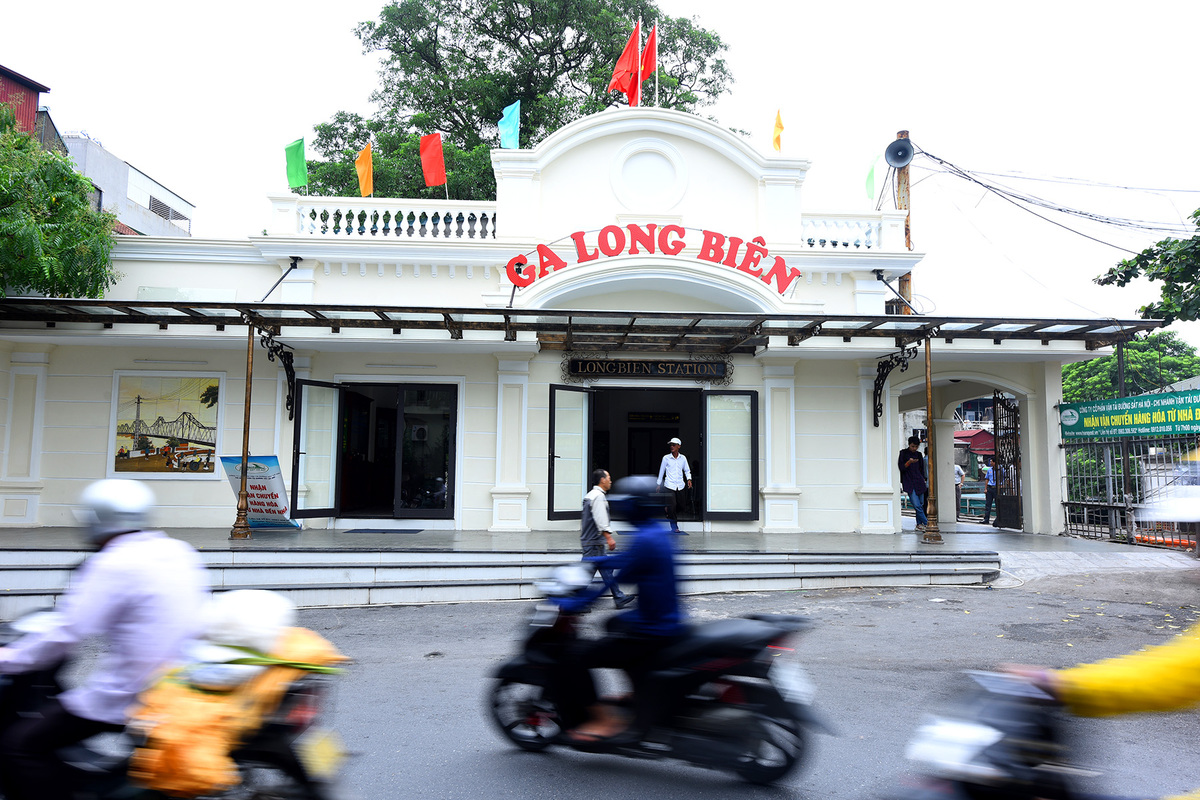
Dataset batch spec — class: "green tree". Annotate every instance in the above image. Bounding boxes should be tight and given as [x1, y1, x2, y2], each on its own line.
[0, 104, 117, 297]
[1096, 208, 1200, 325]
[306, 0, 732, 198]
[200, 383, 220, 409]
[1061, 331, 1200, 402]
[309, 116, 494, 200]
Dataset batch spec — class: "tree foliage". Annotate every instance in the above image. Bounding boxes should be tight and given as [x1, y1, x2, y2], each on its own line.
[306, 0, 732, 198]
[1061, 332, 1200, 402]
[309, 115, 494, 200]
[0, 104, 117, 298]
[1095, 208, 1200, 325]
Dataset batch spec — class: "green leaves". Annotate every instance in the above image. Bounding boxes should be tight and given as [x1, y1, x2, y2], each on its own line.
[1095, 209, 1200, 325]
[0, 104, 116, 298]
[1061, 332, 1200, 402]
[303, 0, 732, 200]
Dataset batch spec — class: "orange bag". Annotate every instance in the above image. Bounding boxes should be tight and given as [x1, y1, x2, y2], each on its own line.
[128, 627, 346, 798]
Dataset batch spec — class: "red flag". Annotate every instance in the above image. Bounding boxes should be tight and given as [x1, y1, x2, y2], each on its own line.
[607, 22, 640, 106]
[640, 25, 657, 79]
[420, 133, 446, 187]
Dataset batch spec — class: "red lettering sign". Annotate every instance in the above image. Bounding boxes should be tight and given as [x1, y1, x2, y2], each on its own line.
[507, 225, 802, 296]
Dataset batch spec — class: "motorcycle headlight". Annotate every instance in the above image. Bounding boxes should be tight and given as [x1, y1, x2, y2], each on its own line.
[905, 718, 1006, 782]
[534, 564, 593, 596]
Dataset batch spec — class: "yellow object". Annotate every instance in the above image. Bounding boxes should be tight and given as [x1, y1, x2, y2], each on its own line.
[1055, 621, 1200, 800]
[128, 627, 347, 798]
[355, 142, 373, 197]
[772, 111, 784, 152]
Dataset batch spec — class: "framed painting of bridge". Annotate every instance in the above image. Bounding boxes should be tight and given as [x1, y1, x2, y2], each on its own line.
[108, 371, 226, 479]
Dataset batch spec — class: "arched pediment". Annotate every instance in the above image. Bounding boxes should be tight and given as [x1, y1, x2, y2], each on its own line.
[490, 108, 811, 245]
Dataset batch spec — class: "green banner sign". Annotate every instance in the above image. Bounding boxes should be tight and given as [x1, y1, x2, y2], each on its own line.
[1059, 390, 1200, 439]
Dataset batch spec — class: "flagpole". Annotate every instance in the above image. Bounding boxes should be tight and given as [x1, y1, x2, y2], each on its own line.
[637, 17, 642, 108]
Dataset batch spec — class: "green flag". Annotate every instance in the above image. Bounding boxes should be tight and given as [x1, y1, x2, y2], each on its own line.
[866, 156, 879, 201]
[285, 138, 308, 189]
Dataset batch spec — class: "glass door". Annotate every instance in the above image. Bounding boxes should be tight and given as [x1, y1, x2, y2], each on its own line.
[395, 385, 457, 519]
[291, 380, 344, 518]
[548, 385, 592, 520]
[702, 390, 759, 520]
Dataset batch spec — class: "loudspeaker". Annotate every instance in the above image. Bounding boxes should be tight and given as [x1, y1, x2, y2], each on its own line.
[885, 138, 914, 168]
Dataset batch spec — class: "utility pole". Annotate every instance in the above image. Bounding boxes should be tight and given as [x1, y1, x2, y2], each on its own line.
[895, 130, 915, 314]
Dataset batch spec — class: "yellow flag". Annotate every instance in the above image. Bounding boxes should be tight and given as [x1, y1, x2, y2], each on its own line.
[355, 142, 373, 197]
[772, 111, 784, 152]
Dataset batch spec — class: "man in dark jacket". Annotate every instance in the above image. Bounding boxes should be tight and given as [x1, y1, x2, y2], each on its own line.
[898, 436, 929, 531]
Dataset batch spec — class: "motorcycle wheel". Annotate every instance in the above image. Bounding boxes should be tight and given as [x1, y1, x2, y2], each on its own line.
[489, 678, 561, 752]
[732, 710, 807, 785]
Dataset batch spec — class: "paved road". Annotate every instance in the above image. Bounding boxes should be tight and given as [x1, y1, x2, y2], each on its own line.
[307, 568, 1200, 799]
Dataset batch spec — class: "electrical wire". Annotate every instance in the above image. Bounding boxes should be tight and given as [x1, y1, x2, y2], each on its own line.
[913, 151, 1140, 254]
[968, 170, 1200, 195]
[912, 146, 1197, 248]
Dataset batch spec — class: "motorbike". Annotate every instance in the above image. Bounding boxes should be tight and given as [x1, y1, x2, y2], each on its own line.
[894, 670, 1102, 800]
[0, 609, 344, 800]
[487, 565, 830, 785]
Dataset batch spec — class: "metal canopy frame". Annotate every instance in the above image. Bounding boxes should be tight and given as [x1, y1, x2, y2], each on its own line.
[0, 299, 1160, 353]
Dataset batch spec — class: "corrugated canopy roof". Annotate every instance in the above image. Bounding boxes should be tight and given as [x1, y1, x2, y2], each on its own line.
[0, 298, 1160, 354]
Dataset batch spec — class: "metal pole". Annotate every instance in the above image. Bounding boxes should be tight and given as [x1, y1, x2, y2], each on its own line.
[1118, 341, 1134, 544]
[922, 337, 943, 544]
[230, 322, 255, 540]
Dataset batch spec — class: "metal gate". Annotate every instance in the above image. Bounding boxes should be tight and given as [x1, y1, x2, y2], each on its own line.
[993, 391, 1022, 530]
[1062, 433, 1200, 550]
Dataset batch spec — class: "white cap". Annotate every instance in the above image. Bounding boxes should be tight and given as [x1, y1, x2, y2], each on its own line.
[669, 437, 682, 445]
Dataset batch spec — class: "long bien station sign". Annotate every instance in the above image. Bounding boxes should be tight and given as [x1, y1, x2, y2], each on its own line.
[1059, 390, 1200, 439]
[506, 223, 803, 295]
[568, 358, 728, 379]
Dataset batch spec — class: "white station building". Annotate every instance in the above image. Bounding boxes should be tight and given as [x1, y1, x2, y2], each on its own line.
[0, 109, 1153, 536]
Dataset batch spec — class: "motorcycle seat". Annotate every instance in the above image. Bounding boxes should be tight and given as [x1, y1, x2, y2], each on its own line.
[653, 618, 778, 667]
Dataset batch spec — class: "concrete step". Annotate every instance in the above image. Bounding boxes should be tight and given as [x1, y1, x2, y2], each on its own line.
[0, 549, 1000, 620]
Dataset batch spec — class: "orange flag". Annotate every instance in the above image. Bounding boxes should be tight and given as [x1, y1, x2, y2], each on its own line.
[773, 111, 784, 152]
[607, 22, 641, 106]
[355, 142, 373, 197]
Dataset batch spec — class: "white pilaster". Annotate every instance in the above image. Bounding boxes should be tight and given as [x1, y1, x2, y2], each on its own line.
[759, 361, 801, 531]
[856, 363, 895, 533]
[1, 350, 49, 526]
[490, 356, 534, 531]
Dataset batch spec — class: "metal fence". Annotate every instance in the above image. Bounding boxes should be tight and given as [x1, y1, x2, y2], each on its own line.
[1063, 434, 1200, 552]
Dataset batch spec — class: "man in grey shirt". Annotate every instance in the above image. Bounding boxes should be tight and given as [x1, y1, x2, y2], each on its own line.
[582, 469, 634, 609]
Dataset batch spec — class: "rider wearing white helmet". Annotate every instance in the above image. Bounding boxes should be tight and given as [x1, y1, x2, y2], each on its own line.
[0, 479, 209, 800]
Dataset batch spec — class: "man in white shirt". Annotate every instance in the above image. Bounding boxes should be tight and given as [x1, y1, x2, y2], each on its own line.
[953, 463, 966, 521]
[656, 437, 692, 534]
[581, 469, 633, 608]
[0, 480, 209, 800]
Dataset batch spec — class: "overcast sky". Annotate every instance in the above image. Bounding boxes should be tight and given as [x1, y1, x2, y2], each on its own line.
[6, 0, 1200, 344]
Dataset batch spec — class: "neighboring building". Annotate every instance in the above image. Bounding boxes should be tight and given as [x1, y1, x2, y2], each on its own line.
[0, 65, 64, 155]
[0, 64, 48, 136]
[63, 133, 193, 236]
[0, 109, 1155, 534]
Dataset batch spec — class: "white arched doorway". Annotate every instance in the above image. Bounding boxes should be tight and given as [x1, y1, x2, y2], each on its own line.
[515, 260, 779, 530]
[892, 367, 1059, 534]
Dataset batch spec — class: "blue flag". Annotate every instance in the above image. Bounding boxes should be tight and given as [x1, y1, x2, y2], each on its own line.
[499, 100, 520, 149]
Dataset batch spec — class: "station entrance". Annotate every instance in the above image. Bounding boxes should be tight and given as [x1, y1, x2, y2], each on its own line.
[291, 381, 458, 521]
[548, 385, 759, 523]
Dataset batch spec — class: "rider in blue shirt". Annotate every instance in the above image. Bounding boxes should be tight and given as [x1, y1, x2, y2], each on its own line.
[556, 475, 686, 742]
